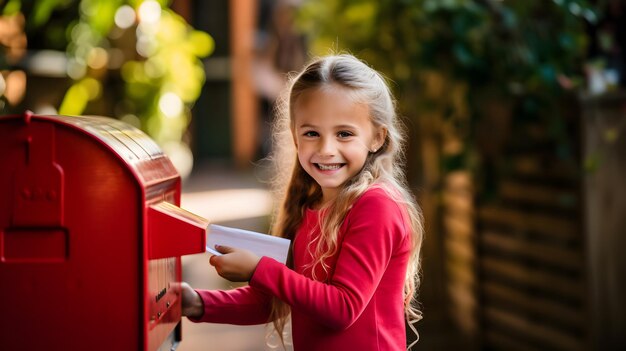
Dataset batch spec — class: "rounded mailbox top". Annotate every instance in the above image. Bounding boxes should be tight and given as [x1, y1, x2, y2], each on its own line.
[3, 112, 179, 187]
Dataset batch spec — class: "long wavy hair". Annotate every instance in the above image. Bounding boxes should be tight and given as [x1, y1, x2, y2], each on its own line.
[267, 54, 424, 349]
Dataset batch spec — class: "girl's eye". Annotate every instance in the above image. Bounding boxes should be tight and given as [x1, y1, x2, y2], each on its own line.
[303, 131, 318, 137]
[338, 131, 353, 138]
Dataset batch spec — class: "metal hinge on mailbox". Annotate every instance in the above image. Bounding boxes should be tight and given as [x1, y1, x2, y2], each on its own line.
[12, 115, 64, 227]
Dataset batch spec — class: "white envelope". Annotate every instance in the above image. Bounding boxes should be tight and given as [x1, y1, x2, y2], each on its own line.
[206, 224, 291, 264]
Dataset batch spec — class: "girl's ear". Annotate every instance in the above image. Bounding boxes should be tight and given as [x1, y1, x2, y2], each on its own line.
[372, 127, 387, 152]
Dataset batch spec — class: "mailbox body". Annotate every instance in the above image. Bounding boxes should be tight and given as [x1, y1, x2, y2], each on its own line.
[0, 113, 207, 350]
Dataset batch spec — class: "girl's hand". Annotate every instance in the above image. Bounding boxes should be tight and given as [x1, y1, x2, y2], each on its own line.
[180, 282, 204, 319]
[209, 246, 261, 282]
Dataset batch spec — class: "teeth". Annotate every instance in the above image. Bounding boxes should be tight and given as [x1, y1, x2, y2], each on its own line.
[318, 163, 342, 170]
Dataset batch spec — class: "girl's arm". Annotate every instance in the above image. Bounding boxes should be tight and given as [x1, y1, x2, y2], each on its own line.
[184, 284, 274, 325]
[180, 247, 271, 325]
[249, 191, 408, 330]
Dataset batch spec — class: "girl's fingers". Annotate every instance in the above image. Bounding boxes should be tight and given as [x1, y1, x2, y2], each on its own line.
[215, 245, 234, 254]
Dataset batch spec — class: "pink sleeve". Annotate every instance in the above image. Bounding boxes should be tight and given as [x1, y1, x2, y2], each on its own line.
[249, 192, 407, 330]
[188, 286, 273, 325]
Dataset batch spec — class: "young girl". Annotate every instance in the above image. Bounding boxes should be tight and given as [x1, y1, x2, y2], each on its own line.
[181, 54, 424, 350]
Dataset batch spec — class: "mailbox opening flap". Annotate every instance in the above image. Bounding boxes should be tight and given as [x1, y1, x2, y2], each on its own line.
[148, 202, 208, 259]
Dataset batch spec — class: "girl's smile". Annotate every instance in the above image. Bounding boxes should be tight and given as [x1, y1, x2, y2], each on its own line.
[315, 163, 344, 171]
[293, 84, 385, 204]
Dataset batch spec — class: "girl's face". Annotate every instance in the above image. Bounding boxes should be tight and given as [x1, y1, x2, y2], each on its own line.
[293, 85, 385, 204]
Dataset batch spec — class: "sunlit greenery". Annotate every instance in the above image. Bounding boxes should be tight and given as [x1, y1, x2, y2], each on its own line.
[298, 0, 596, 177]
[1, 0, 213, 163]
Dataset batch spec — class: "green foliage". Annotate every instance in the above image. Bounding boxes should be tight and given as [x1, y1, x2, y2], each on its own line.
[1, 0, 213, 149]
[298, 0, 595, 173]
[301, 0, 593, 89]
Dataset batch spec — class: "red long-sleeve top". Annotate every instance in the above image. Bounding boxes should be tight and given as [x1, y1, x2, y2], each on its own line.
[191, 187, 412, 350]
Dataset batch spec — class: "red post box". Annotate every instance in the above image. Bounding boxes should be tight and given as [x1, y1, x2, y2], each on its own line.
[0, 112, 208, 350]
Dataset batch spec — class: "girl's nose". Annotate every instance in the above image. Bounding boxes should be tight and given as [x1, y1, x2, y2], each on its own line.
[318, 137, 336, 156]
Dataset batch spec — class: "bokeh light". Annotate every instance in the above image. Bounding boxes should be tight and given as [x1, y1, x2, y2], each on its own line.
[159, 92, 183, 118]
[114, 5, 136, 29]
[138, 0, 161, 24]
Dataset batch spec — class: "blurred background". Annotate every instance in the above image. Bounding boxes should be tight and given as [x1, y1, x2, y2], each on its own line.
[1, 0, 625, 350]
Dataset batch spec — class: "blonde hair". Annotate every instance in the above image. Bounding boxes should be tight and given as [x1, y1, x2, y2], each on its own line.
[268, 54, 424, 348]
